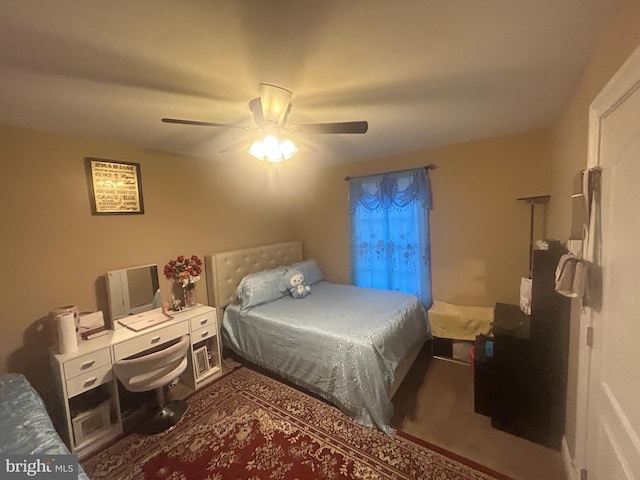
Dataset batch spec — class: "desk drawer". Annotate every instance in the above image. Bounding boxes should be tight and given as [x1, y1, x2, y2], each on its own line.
[64, 348, 111, 380]
[113, 321, 189, 361]
[189, 311, 216, 332]
[191, 324, 216, 343]
[66, 364, 113, 398]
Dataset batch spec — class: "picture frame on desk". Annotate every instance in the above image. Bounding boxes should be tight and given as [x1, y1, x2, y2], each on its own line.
[193, 346, 210, 378]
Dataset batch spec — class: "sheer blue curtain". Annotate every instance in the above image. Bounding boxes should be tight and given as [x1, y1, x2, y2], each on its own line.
[349, 168, 432, 307]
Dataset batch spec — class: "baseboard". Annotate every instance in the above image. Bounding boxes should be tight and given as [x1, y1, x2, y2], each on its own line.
[562, 436, 579, 480]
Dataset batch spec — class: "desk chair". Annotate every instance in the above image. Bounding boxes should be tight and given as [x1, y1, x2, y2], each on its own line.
[113, 335, 190, 434]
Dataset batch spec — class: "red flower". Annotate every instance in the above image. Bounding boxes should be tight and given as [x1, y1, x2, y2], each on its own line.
[164, 254, 203, 285]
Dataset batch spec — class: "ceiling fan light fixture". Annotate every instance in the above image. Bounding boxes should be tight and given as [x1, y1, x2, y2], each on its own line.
[248, 135, 298, 163]
[259, 83, 292, 125]
[279, 139, 298, 159]
[163, 84, 368, 159]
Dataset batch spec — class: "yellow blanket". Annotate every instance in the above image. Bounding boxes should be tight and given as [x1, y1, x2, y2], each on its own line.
[428, 300, 494, 340]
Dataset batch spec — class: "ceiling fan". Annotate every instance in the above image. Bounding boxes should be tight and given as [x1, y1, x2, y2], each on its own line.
[161, 83, 368, 162]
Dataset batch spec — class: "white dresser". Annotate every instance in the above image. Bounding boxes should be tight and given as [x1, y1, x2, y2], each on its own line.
[50, 305, 221, 458]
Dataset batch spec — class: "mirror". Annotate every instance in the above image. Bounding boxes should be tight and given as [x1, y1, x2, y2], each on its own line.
[106, 264, 160, 328]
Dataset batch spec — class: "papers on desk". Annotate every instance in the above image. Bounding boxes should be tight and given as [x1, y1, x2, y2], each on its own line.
[118, 308, 174, 331]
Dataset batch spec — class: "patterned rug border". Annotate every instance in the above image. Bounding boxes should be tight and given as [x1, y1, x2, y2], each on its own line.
[83, 365, 514, 480]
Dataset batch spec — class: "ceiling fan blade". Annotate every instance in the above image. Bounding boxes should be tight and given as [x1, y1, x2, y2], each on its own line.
[259, 83, 292, 125]
[161, 118, 250, 130]
[218, 140, 251, 154]
[248, 98, 264, 127]
[290, 121, 369, 134]
[295, 139, 318, 154]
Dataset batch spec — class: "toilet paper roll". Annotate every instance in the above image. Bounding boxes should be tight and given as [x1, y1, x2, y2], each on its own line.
[57, 312, 78, 354]
[51, 305, 81, 343]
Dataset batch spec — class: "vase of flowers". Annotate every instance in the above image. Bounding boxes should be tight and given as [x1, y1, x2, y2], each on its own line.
[183, 285, 197, 309]
[164, 255, 203, 309]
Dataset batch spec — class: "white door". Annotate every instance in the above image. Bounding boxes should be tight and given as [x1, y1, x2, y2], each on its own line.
[584, 45, 640, 480]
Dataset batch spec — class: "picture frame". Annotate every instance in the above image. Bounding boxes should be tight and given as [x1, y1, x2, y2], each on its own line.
[193, 346, 210, 378]
[85, 157, 144, 215]
[72, 401, 111, 446]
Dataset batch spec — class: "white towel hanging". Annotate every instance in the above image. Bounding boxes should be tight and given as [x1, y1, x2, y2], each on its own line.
[555, 254, 586, 298]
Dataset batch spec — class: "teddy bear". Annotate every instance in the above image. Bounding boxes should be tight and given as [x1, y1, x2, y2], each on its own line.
[280, 269, 311, 299]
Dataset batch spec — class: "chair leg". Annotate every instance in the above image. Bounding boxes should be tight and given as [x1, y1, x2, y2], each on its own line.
[157, 385, 166, 408]
[139, 387, 188, 435]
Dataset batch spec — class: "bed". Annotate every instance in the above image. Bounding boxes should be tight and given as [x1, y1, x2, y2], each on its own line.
[428, 300, 494, 341]
[0, 373, 90, 479]
[428, 300, 494, 362]
[205, 241, 431, 433]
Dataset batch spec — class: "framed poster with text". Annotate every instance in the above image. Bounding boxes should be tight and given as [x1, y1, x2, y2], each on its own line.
[85, 158, 145, 215]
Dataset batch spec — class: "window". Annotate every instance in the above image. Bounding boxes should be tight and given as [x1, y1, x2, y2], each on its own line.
[349, 168, 432, 306]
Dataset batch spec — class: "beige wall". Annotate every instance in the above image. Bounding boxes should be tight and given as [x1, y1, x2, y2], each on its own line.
[0, 125, 296, 396]
[546, 0, 640, 462]
[548, 0, 640, 239]
[293, 129, 552, 308]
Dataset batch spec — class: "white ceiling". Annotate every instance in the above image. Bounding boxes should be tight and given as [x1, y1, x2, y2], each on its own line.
[0, 1, 621, 167]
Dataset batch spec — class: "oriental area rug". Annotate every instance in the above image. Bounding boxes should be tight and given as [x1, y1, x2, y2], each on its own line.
[82, 367, 512, 480]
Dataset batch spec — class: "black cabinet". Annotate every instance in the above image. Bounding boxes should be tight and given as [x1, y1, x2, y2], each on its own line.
[490, 248, 571, 450]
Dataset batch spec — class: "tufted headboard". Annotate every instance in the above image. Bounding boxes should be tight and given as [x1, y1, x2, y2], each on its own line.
[205, 241, 303, 311]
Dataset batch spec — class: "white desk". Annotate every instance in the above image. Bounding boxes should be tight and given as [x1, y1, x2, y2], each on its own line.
[50, 305, 221, 458]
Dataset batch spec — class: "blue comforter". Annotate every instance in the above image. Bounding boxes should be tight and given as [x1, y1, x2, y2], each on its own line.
[222, 281, 431, 432]
[0, 373, 89, 479]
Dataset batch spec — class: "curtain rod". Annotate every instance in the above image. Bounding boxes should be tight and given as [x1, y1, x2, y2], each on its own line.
[344, 164, 437, 182]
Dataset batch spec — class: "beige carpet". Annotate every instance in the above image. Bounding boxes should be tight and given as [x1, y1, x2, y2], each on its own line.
[392, 351, 567, 480]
